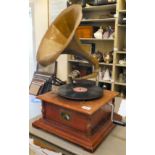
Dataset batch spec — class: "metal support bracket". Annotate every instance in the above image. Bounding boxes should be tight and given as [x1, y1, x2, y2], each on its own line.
[109, 102, 126, 127]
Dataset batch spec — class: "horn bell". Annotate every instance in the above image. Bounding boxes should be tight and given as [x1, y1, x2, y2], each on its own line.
[37, 4, 99, 80]
[37, 5, 82, 66]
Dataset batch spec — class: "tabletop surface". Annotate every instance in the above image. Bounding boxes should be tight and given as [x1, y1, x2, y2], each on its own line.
[30, 116, 126, 155]
[37, 90, 118, 115]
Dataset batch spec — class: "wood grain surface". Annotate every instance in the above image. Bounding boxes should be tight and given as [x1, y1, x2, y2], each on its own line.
[33, 114, 121, 152]
[37, 90, 118, 115]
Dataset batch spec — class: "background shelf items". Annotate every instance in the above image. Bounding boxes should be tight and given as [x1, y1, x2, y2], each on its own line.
[67, 0, 126, 97]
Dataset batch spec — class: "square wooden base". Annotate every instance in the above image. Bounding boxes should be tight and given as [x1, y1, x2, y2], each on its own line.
[32, 114, 121, 152]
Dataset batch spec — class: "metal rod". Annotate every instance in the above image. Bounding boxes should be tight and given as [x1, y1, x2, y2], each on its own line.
[109, 102, 126, 127]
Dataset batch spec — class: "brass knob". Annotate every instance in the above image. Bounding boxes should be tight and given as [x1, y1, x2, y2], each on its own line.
[61, 112, 71, 121]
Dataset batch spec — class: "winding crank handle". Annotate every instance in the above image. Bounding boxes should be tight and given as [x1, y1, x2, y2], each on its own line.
[109, 102, 126, 127]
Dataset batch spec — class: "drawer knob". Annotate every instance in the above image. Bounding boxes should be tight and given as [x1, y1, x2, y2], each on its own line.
[61, 112, 71, 121]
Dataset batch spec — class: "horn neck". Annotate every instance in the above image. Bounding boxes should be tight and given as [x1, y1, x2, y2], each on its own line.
[64, 35, 99, 81]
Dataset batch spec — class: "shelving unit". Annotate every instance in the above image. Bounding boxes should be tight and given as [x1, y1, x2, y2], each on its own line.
[67, 0, 126, 98]
[114, 0, 126, 98]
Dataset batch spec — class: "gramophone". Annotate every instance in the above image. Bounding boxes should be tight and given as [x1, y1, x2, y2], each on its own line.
[37, 4, 102, 101]
[33, 5, 125, 152]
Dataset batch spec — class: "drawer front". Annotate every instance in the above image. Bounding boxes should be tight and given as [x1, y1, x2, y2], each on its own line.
[43, 103, 90, 133]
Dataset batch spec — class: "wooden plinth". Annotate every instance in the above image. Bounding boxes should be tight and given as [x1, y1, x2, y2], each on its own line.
[32, 90, 121, 152]
[32, 114, 121, 152]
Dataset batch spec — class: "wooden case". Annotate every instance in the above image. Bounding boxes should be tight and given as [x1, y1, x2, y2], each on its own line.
[76, 26, 93, 38]
[42, 101, 111, 136]
[33, 90, 121, 152]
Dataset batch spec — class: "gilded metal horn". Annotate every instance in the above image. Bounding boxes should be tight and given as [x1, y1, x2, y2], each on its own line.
[37, 5, 99, 80]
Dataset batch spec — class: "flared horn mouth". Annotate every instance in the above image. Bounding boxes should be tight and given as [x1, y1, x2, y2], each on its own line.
[36, 5, 82, 66]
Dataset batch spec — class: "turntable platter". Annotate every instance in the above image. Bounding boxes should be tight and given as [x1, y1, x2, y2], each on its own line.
[58, 83, 103, 100]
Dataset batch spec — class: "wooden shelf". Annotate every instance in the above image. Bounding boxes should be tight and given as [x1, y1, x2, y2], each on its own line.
[119, 10, 126, 13]
[81, 18, 115, 23]
[69, 60, 113, 66]
[80, 38, 114, 41]
[116, 51, 126, 54]
[99, 80, 113, 84]
[115, 64, 126, 67]
[100, 62, 113, 66]
[118, 24, 126, 27]
[68, 60, 89, 64]
[115, 82, 126, 86]
[88, 78, 113, 84]
[83, 4, 116, 12]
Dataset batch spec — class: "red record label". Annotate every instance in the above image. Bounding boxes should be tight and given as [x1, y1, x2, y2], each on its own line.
[73, 87, 88, 93]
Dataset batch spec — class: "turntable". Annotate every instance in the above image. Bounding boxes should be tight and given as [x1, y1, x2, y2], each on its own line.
[32, 5, 125, 152]
[58, 81, 103, 101]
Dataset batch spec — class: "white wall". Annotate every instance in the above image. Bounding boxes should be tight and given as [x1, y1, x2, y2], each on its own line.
[29, 6, 35, 83]
[29, 0, 48, 118]
[30, 0, 68, 81]
[33, 0, 48, 53]
[29, 0, 48, 82]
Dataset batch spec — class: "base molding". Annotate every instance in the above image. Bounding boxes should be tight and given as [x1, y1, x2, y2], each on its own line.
[32, 114, 121, 152]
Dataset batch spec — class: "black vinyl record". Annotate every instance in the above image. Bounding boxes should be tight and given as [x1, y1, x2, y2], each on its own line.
[58, 83, 103, 101]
